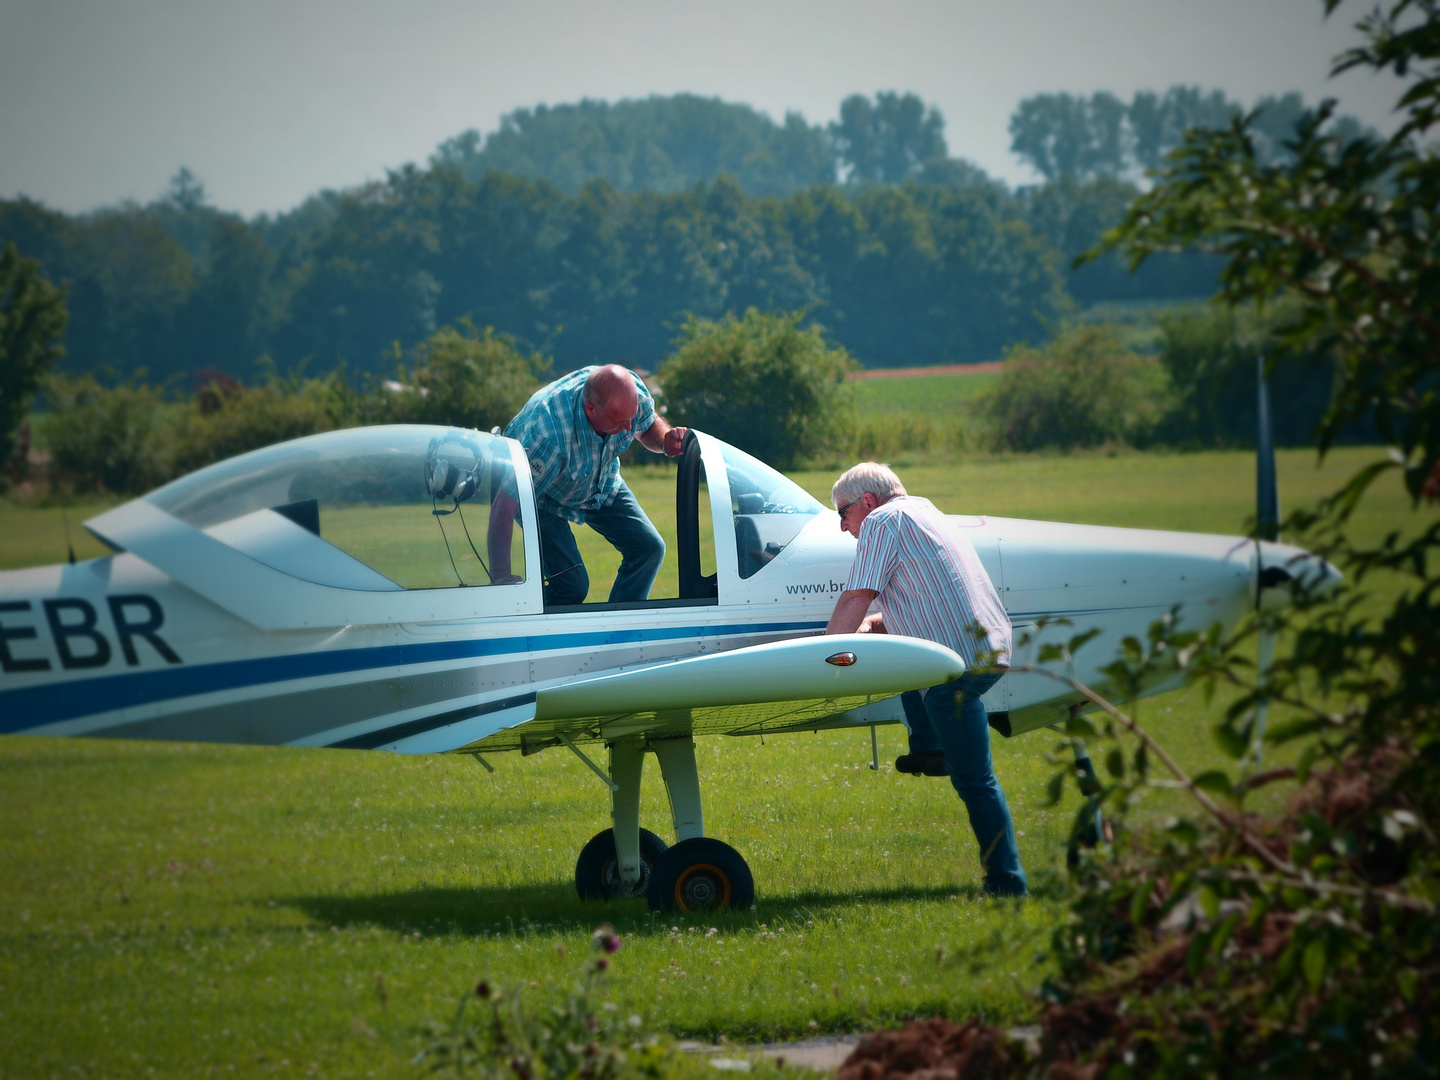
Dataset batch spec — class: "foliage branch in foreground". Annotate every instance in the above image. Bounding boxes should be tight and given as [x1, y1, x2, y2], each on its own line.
[1020, 1, 1437, 1073]
[839, 3, 1440, 1075]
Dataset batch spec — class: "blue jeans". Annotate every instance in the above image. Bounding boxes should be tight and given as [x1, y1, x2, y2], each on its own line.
[538, 484, 665, 606]
[903, 672, 1027, 897]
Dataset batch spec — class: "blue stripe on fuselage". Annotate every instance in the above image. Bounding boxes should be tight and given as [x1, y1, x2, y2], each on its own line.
[0, 621, 824, 732]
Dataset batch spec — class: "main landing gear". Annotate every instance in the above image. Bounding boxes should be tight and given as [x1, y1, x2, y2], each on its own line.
[571, 736, 754, 913]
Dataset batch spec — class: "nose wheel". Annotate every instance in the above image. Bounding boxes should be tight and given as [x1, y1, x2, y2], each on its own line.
[646, 837, 754, 913]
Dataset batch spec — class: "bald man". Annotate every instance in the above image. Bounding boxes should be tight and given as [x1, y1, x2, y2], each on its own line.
[495, 364, 688, 606]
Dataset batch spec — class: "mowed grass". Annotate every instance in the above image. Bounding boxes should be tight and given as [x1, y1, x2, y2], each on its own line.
[1, 446, 1430, 1078]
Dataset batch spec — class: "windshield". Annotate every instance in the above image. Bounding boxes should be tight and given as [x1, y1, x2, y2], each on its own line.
[145, 426, 524, 590]
[720, 443, 824, 579]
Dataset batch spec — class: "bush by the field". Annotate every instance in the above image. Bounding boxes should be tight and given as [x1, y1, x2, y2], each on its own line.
[371, 320, 547, 433]
[41, 374, 173, 495]
[983, 325, 1169, 451]
[659, 309, 857, 469]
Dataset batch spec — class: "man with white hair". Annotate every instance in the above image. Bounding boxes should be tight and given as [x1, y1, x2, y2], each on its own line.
[825, 461, 1026, 897]
[495, 364, 687, 606]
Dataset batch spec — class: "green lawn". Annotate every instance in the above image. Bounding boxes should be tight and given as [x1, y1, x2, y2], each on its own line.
[0, 445, 1429, 1078]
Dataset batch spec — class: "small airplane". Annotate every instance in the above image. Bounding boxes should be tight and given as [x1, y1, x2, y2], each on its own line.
[0, 422, 1334, 912]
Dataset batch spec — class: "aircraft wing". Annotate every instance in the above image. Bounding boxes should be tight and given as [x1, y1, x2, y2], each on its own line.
[436, 634, 963, 755]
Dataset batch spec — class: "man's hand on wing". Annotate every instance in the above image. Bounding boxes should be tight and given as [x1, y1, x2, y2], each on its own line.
[826, 588, 879, 635]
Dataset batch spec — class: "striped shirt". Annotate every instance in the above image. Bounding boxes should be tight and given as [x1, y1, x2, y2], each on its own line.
[504, 367, 656, 523]
[847, 495, 1011, 669]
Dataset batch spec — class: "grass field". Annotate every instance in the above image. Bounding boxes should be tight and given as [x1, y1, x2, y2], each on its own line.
[0, 445, 1430, 1078]
[849, 373, 998, 417]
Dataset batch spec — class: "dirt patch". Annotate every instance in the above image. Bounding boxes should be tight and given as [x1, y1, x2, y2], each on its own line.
[837, 1018, 1017, 1079]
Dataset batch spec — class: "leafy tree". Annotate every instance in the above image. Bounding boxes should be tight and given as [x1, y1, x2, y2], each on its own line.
[658, 308, 857, 468]
[1129, 86, 1240, 171]
[1154, 301, 1338, 447]
[371, 320, 547, 431]
[1009, 91, 1129, 181]
[1025, 175, 1225, 302]
[830, 92, 947, 183]
[0, 243, 67, 470]
[432, 95, 836, 198]
[1014, 86, 1374, 181]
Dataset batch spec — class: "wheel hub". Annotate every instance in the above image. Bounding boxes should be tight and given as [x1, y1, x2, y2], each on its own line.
[602, 857, 649, 899]
[675, 863, 730, 911]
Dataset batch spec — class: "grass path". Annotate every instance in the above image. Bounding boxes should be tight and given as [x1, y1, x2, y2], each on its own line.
[0, 446, 1430, 1077]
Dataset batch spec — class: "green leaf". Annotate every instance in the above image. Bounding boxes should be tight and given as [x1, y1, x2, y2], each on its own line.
[1068, 628, 1102, 653]
[1198, 886, 1220, 922]
[1302, 937, 1327, 992]
[1212, 721, 1249, 760]
[1044, 772, 1064, 806]
[1064, 715, 1097, 739]
[1398, 969, 1418, 1003]
[1192, 770, 1235, 799]
[1296, 744, 1319, 784]
[1267, 717, 1325, 743]
[1211, 912, 1242, 956]
[1186, 929, 1213, 978]
[1167, 819, 1199, 846]
[1129, 879, 1153, 926]
[1105, 748, 1125, 779]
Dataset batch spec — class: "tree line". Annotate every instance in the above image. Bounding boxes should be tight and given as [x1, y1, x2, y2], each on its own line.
[0, 88, 1364, 387]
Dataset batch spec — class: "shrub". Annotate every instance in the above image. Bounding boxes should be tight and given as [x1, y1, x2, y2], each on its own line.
[659, 308, 857, 468]
[169, 365, 358, 475]
[42, 374, 170, 495]
[983, 325, 1169, 451]
[370, 320, 547, 432]
[1155, 302, 1337, 448]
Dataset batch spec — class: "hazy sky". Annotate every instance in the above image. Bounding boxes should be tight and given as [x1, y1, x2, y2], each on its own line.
[0, 0, 1404, 218]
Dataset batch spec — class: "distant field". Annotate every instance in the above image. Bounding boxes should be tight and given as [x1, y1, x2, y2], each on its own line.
[850, 371, 998, 416]
[0, 446, 1430, 1077]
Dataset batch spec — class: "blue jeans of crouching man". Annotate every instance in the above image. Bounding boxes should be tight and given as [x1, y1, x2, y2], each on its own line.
[538, 484, 665, 606]
[902, 671, 1028, 897]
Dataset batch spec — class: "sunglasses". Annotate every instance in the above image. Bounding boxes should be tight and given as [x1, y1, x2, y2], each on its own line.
[836, 497, 862, 520]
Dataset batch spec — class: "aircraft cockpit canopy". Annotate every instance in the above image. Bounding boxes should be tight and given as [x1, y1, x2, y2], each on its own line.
[720, 443, 824, 578]
[144, 426, 525, 591]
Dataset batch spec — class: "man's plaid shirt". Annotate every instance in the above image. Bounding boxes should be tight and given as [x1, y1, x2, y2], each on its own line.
[504, 366, 655, 523]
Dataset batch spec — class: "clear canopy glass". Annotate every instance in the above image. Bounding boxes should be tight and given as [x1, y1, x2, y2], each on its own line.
[145, 426, 524, 590]
[719, 443, 824, 579]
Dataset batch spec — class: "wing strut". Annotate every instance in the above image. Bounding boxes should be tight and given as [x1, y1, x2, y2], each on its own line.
[560, 734, 620, 792]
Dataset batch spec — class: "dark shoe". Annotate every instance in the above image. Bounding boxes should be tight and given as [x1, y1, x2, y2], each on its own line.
[895, 750, 948, 776]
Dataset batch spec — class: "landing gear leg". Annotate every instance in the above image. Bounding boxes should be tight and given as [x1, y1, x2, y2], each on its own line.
[647, 737, 754, 912]
[574, 739, 668, 901]
[611, 739, 646, 883]
[652, 737, 704, 841]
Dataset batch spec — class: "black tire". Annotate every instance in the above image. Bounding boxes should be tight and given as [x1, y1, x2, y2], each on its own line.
[574, 828, 669, 901]
[645, 837, 754, 913]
